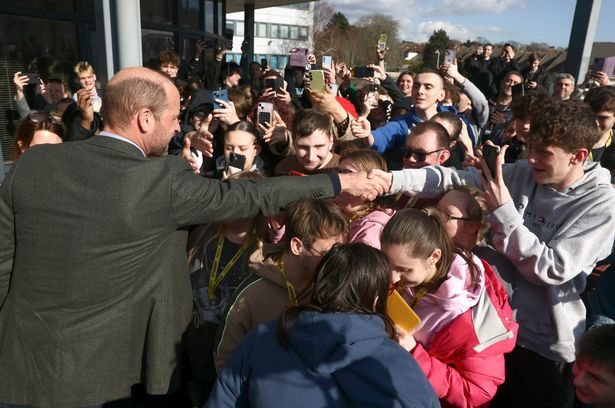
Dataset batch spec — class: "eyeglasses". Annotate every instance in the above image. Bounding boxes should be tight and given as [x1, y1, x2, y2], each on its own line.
[28, 111, 62, 125]
[441, 210, 478, 223]
[401, 147, 445, 162]
[302, 241, 338, 257]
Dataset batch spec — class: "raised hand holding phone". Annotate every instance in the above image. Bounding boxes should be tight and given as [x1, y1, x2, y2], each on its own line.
[480, 143, 512, 211]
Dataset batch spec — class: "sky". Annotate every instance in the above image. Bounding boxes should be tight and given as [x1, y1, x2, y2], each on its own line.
[326, 0, 615, 48]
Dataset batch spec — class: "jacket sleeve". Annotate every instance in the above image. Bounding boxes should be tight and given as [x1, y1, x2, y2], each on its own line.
[488, 196, 615, 286]
[380, 75, 404, 104]
[371, 119, 410, 154]
[15, 95, 31, 120]
[389, 165, 483, 196]
[213, 278, 260, 373]
[0, 159, 17, 308]
[206, 329, 255, 407]
[459, 79, 489, 129]
[412, 344, 505, 407]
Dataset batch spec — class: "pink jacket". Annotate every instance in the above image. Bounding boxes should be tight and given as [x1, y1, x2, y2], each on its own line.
[348, 209, 394, 249]
[406, 257, 518, 408]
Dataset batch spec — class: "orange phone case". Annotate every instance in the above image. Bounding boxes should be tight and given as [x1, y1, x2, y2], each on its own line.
[387, 289, 421, 333]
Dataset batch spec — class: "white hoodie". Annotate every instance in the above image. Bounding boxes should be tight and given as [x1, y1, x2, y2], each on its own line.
[390, 160, 615, 362]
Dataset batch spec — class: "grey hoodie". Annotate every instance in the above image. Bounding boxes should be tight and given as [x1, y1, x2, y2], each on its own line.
[390, 160, 615, 362]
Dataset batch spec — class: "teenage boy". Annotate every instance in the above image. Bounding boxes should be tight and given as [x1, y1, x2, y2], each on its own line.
[573, 325, 615, 408]
[73, 61, 102, 112]
[274, 109, 341, 176]
[372, 99, 615, 407]
[213, 199, 348, 372]
[584, 85, 615, 162]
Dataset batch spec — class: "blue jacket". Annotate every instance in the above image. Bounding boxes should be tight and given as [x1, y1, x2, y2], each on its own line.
[206, 312, 440, 408]
[371, 106, 458, 154]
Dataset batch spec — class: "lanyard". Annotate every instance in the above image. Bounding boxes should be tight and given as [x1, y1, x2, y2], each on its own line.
[589, 129, 613, 161]
[278, 257, 298, 306]
[208, 230, 253, 300]
[408, 286, 429, 309]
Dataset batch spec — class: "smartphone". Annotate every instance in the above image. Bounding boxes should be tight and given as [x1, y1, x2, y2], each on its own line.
[444, 48, 456, 65]
[378, 34, 388, 52]
[482, 144, 501, 178]
[257, 101, 274, 126]
[289, 48, 309, 68]
[308, 70, 327, 94]
[322, 55, 333, 70]
[226, 152, 246, 173]
[353, 67, 374, 78]
[212, 89, 229, 110]
[265, 78, 284, 95]
[23, 72, 40, 85]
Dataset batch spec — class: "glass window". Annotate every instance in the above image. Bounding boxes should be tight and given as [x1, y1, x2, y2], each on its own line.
[270, 24, 279, 38]
[226, 20, 234, 32]
[2, 0, 73, 12]
[235, 21, 244, 36]
[142, 29, 175, 65]
[299, 27, 308, 40]
[0, 14, 77, 162]
[141, 0, 175, 25]
[204, 0, 214, 33]
[256, 23, 267, 38]
[279, 25, 289, 39]
[180, 0, 201, 29]
[290, 26, 298, 40]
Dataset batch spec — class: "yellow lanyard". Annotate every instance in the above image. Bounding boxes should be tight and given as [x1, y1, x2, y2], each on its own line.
[208, 231, 253, 300]
[408, 286, 429, 309]
[589, 129, 613, 161]
[278, 257, 298, 306]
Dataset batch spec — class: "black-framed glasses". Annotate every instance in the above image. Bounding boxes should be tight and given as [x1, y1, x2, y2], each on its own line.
[28, 111, 62, 125]
[401, 147, 445, 161]
[302, 241, 339, 257]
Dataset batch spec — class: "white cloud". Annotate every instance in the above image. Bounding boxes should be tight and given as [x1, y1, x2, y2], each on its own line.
[328, 0, 420, 21]
[422, 0, 526, 15]
[403, 20, 475, 42]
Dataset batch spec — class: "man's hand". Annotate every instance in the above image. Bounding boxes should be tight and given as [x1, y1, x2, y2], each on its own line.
[351, 117, 372, 139]
[479, 144, 512, 211]
[338, 170, 391, 201]
[369, 64, 386, 81]
[213, 99, 240, 125]
[275, 86, 292, 104]
[489, 110, 506, 125]
[194, 40, 206, 59]
[76, 88, 95, 129]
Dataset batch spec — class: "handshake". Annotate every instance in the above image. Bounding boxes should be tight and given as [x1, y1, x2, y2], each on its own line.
[338, 169, 392, 201]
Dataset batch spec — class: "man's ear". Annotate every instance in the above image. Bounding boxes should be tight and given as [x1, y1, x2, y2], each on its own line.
[438, 149, 451, 165]
[136, 108, 154, 133]
[436, 89, 446, 103]
[572, 148, 589, 165]
[289, 236, 304, 256]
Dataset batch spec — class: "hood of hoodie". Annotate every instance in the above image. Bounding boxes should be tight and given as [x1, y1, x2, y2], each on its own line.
[285, 311, 387, 374]
[184, 89, 213, 122]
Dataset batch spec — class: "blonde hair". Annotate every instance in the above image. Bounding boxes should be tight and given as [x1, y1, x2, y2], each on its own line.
[74, 61, 95, 76]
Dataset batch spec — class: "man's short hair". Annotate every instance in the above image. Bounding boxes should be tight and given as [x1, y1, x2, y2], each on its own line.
[284, 199, 348, 250]
[584, 86, 615, 114]
[159, 50, 181, 67]
[416, 68, 445, 88]
[504, 70, 523, 82]
[527, 52, 541, 64]
[511, 90, 552, 120]
[222, 62, 242, 79]
[292, 109, 332, 140]
[410, 121, 450, 149]
[431, 111, 462, 141]
[101, 68, 171, 129]
[577, 324, 615, 376]
[557, 73, 576, 86]
[529, 99, 600, 152]
[74, 61, 95, 76]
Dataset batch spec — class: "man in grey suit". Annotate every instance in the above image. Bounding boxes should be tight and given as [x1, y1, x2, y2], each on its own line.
[0, 67, 387, 407]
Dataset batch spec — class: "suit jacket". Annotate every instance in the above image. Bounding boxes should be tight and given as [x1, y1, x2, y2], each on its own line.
[0, 135, 335, 407]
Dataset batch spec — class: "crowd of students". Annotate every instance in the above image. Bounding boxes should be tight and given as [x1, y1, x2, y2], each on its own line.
[3, 41, 615, 408]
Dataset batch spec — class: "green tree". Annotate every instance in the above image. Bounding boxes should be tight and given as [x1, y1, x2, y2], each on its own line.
[327, 12, 351, 32]
[422, 29, 452, 69]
